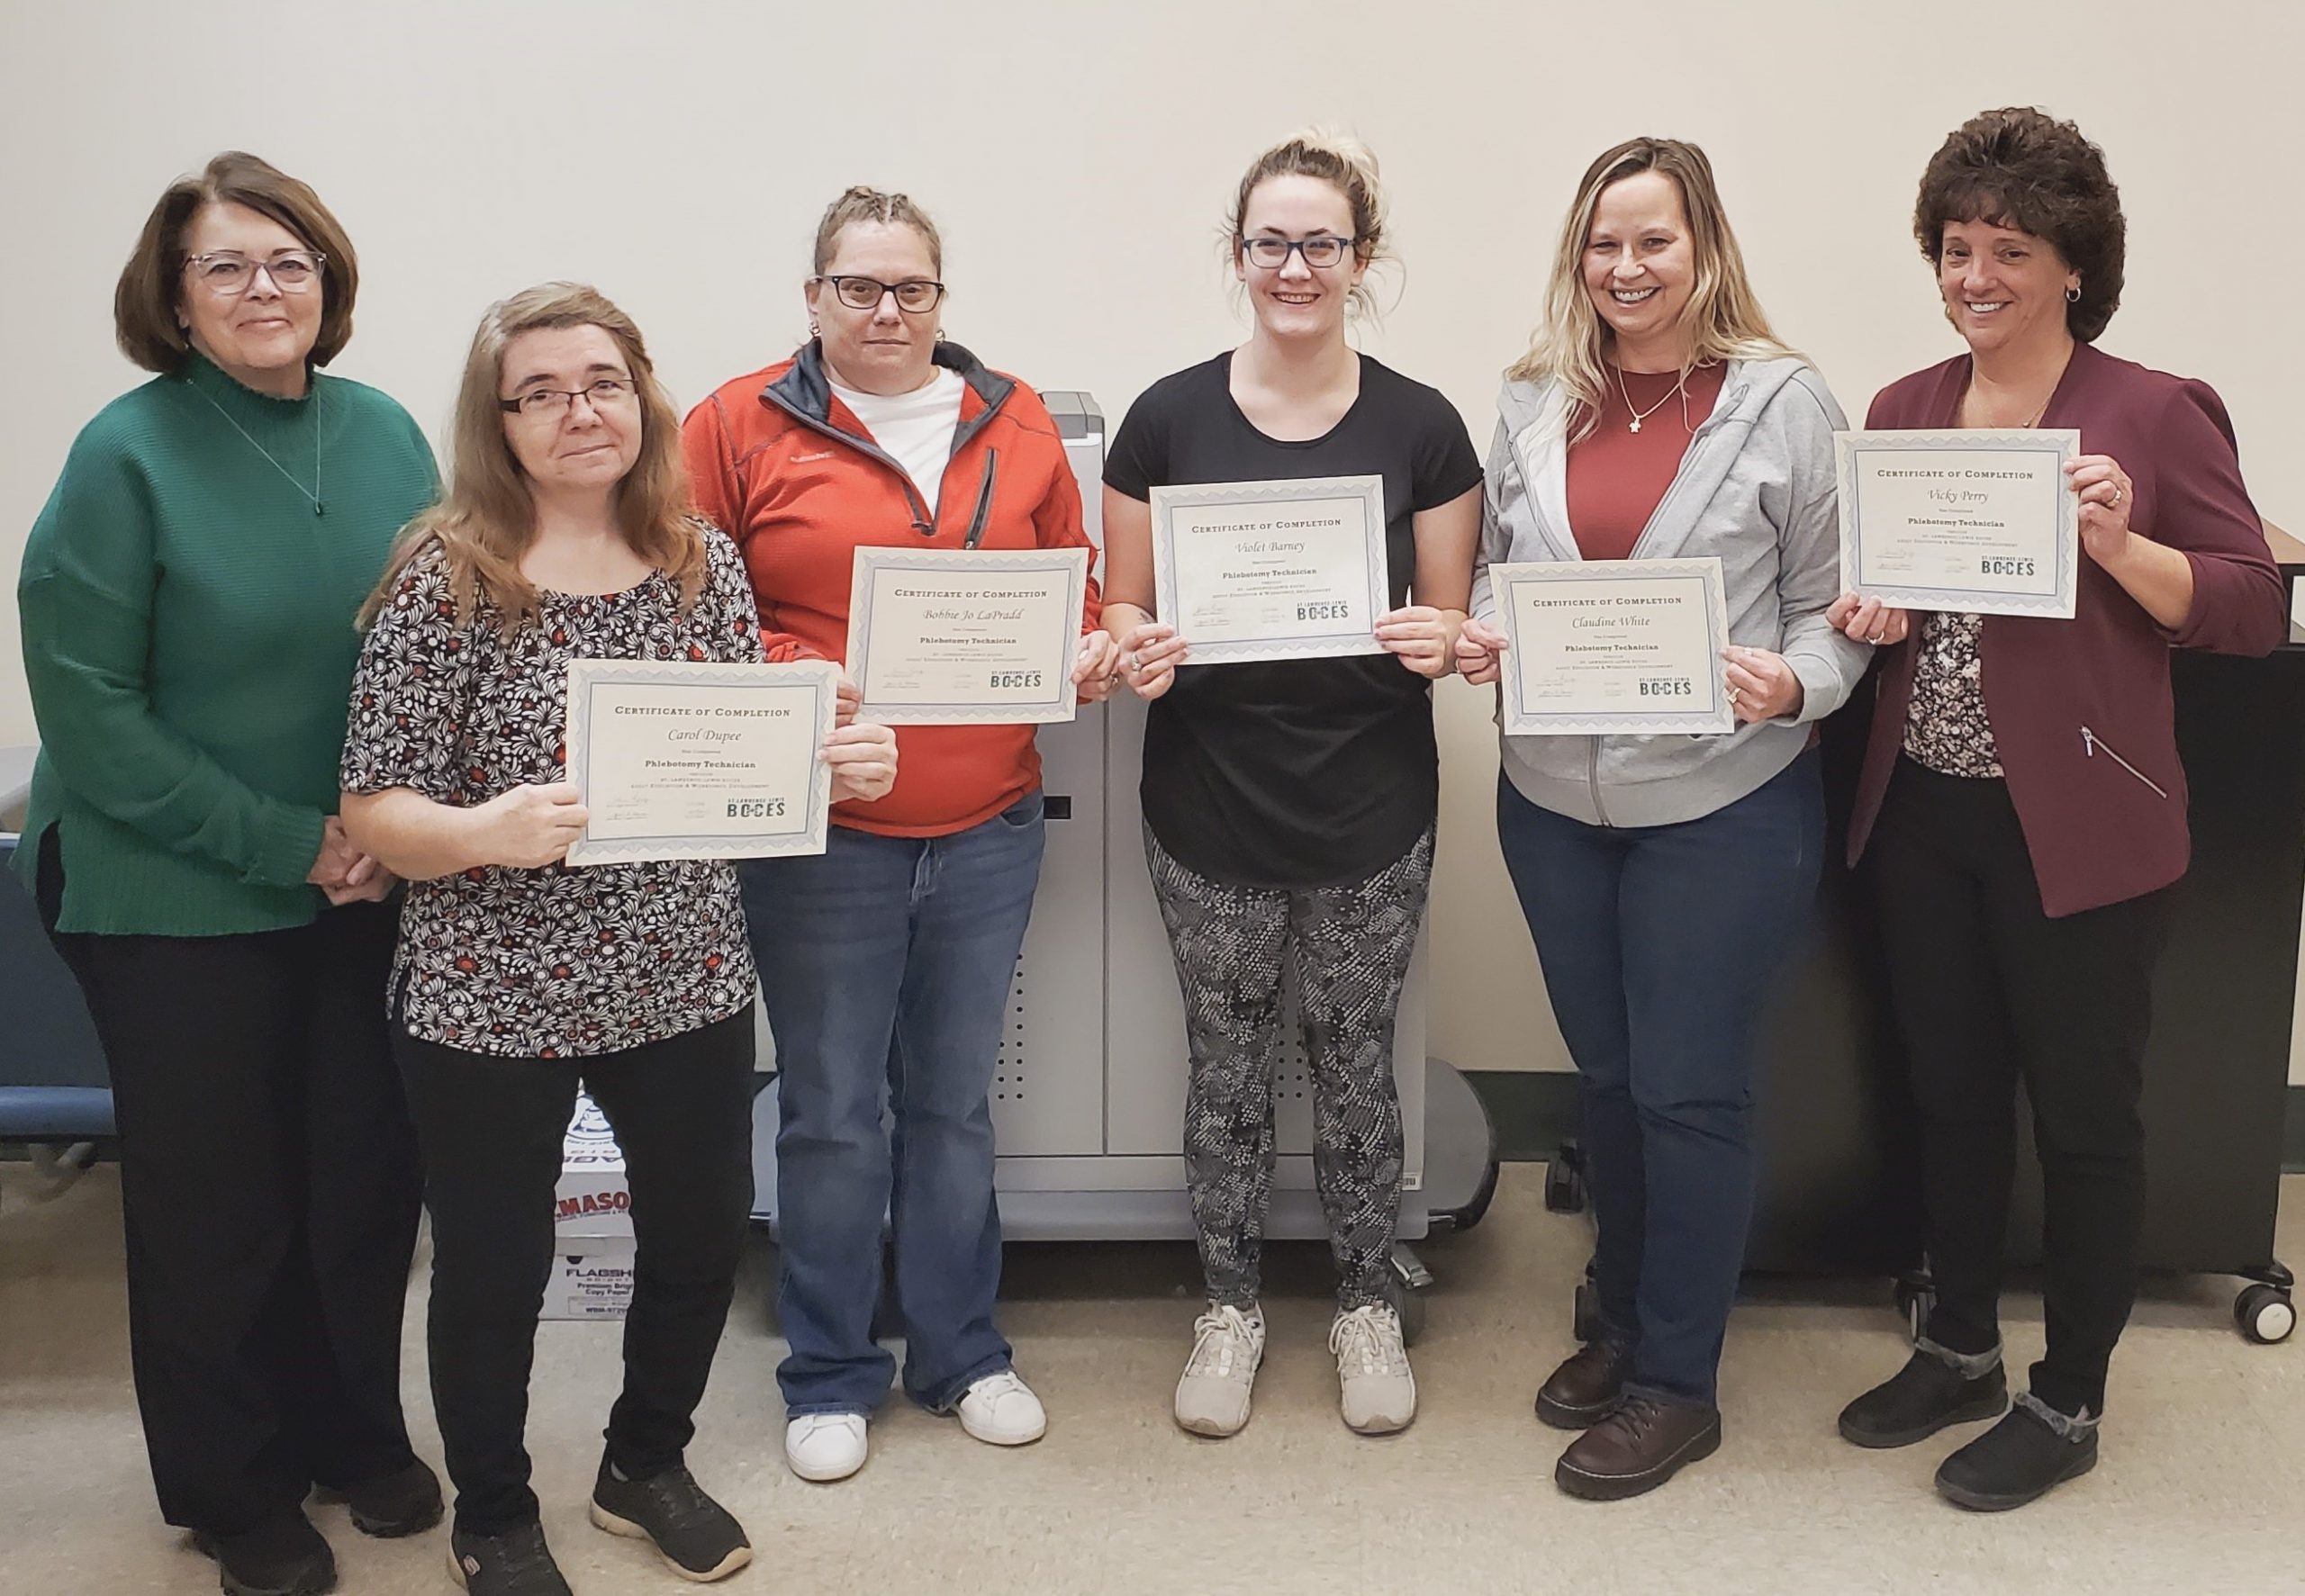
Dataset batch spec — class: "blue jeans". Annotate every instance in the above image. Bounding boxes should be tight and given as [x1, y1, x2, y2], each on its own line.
[1496, 752, 1822, 1406]
[741, 793, 1045, 1415]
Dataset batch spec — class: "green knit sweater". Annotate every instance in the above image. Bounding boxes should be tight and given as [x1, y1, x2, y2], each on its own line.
[15, 353, 437, 935]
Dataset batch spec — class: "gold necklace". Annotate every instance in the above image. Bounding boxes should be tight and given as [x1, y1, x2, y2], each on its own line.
[1614, 362, 1690, 434]
[187, 382, 324, 517]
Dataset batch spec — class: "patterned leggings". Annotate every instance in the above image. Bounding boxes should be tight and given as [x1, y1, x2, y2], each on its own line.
[1144, 824, 1434, 1311]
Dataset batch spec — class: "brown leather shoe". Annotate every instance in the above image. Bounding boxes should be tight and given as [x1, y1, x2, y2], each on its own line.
[1555, 1396, 1722, 1501]
[1535, 1340, 1633, 1429]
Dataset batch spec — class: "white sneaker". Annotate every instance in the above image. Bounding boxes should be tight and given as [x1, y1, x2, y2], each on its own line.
[1331, 1303, 1416, 1435]
[954, 1369, 1047, 1447]
[783, 1412, 868, 1482]
[1173, 1303, 1266, 1438]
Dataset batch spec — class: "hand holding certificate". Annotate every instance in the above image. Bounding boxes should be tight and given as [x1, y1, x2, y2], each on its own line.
[1149, 475, 1390, 664]
[1836, 429, 2081, 618]
[1489, 558, 1736, 735]
[845, 546, 1092, 725]
[563, 658, 839, 865]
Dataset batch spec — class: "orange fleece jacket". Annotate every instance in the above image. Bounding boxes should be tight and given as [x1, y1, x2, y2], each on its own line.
[683, 343, 1100, 836]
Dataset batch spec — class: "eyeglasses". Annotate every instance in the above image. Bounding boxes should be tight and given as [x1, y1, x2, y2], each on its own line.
[498, 375, 639, 419]
[1241, 236, 1358, 270]
[183, 250, 325, 296]
[814, 275, 947, 313]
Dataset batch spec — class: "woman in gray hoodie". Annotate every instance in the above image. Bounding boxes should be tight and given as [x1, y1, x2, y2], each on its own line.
[1457, 136, 1867, 1501]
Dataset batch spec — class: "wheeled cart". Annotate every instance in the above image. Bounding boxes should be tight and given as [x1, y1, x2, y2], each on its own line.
[1550, 539, 2305, 1349]
[748, 393, 1500, 1339]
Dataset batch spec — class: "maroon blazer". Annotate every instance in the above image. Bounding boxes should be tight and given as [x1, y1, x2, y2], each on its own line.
[1848, 341, 2287, 916]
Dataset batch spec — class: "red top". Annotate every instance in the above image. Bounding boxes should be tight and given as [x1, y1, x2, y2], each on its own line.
[1566, 362, 1728, 559]
[682, 342, 1101, 838]
[1847, 341, 2286, 915]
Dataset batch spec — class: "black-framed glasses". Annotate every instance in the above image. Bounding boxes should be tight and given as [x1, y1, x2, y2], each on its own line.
[1241, 236, 1357, 270]
[814, 275, 947, 313]
[498, 375, 639, 419]
[183, 250, 326, 296]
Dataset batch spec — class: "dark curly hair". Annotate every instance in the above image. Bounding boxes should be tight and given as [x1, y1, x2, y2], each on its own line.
[1913, 107, 2125, 342]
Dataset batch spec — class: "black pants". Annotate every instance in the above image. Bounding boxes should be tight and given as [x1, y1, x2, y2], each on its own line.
[394, 1007, 756, 1536]
[40, 841, 422, 1535]
[1872, 759, 2172, 1416]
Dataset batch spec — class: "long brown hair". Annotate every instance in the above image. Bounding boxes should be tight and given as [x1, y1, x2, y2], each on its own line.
[362, 282, 701, 634]
[1508, 138, 1795, 438]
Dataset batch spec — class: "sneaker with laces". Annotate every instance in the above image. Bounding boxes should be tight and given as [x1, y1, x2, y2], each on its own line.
[590, 1458, 752, 1582]
[954, 1368, 1047, 1446]
[783, 1412, 868, 1483]
[447, 1522, 572, 1596]
[1173, 1303, 1266, 1438]
[1331, 1303, 1416, 1435]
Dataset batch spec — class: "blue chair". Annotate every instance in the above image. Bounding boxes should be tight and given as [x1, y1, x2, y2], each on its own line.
[0, 831, 114, 1205]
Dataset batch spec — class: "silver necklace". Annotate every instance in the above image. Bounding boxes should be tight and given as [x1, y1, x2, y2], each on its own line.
[1614, 362, 1690, 434]
[187, 381, 323, 516]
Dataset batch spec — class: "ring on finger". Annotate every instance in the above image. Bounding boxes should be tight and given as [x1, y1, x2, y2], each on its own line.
[2107, 484, 2124, 509]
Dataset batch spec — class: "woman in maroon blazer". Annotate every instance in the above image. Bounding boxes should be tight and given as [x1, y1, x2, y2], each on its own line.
[1828, 107, 2285, 1512]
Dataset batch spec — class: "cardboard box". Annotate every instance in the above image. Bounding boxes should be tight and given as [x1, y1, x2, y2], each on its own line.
[543, 1239, 637, 1321]
[555, 1092, 630, 1243]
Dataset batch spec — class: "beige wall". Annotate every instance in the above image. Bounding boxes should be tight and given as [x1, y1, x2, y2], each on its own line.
[3, 1, 2300, 1078]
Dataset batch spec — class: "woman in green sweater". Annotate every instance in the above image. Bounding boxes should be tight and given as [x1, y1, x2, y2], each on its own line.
[16, 152, 441, 1596]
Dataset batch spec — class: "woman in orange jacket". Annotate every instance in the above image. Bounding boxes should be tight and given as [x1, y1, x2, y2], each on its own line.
[682, 185, 1116, 1484]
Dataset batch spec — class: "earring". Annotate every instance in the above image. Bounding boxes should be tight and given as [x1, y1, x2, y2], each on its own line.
[809, 319, 820, 338]
[934, 328, 946, 343]
[2065, 284, 2081, 303]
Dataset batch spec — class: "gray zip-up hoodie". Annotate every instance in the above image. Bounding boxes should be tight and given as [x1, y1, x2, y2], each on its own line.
[1469, 356, 1869, 827]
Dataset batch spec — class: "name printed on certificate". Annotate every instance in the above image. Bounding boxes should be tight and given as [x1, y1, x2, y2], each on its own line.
[1495, 558, 1735, 736]
[1836, 428, 2080, 618]
[1150, 475, 1391, 664]
[845, 546, 1090, 725]
[563, 657, 837, 866]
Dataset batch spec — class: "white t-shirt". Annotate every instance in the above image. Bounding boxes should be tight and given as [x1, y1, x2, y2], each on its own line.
[830, 366, 966, 513]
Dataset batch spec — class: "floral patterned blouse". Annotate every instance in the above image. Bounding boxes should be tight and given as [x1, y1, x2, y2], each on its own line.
[1901, 610, 2004, 778]
[341, 528, 764, 1058]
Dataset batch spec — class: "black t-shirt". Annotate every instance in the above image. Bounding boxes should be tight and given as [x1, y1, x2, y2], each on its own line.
[1104, 352, 1483, 888]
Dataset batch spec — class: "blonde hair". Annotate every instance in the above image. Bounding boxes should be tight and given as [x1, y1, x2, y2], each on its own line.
[812, 185, 944, 275]
[361, 282, 701, 635]
[1225, 127, 1391, 320]
[1508, 138, 1794, 437]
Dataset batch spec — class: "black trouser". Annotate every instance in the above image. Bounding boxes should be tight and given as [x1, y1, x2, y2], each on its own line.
[394, 1007, 756, 1537]
[1872, 759, 2172, 1417]
[39, 840, 422, 1536]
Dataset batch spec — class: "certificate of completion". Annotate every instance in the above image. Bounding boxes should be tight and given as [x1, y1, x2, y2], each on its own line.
[563, 658, 836, 866]
[1493, 558, 1734, 735]
[845, 546, 1090, 725]
[1837, 428, 2081, 618]
[1150, 475, 1390, 664]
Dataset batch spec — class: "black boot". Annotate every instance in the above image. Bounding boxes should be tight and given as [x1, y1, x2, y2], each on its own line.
[1935, 1393, 2100, 1511]
[194, 1510, 337, 1596]
[324, 1456, 444, 1537]
[1839, 1342, 2007, 1448]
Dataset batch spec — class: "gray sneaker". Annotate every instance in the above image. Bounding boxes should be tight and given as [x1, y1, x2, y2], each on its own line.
[1173, 1303, 1265, 1438]
[1331, 1304, 1415, 1435]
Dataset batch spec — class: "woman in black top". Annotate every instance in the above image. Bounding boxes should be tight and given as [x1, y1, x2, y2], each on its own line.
[1100, 131, 1481, 1441]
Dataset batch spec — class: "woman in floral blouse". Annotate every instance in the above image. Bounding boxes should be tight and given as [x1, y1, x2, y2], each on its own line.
[339, 283, 895, 1596]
